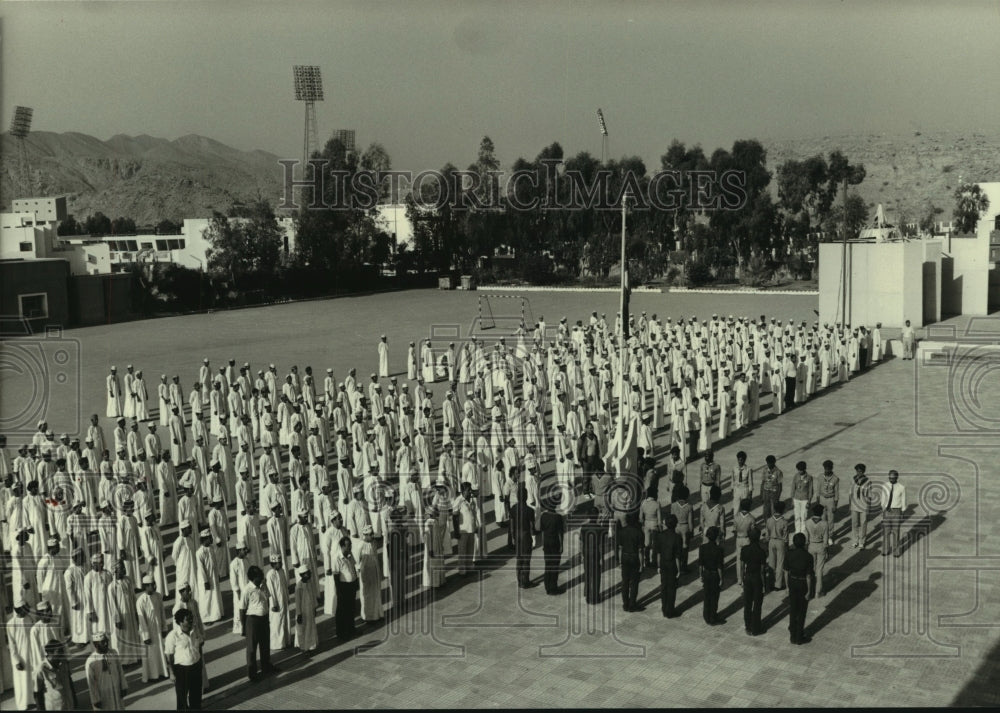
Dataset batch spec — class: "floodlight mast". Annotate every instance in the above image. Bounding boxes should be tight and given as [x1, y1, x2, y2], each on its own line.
[293, 65, 324, 175]
[9, 106, 34, 198]
[596, 108, 608, 165]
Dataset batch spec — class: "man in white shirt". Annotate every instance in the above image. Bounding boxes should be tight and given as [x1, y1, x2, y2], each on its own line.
[239, 565, 278, 681]
[164, 607, 202, 709]
[881, 469, 906, 557]
[900, 320, 916, 360]
[451, 482, 480, 575]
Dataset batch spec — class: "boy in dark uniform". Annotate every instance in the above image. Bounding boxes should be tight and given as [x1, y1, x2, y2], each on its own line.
[784, 532, 815, 644]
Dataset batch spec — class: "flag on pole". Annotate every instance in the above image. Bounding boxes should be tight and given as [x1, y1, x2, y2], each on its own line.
[596, 109, 608, 137]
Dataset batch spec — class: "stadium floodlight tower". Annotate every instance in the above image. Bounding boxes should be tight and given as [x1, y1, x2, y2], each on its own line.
[293, 65, 324, 171]
[9, 106, 34, 199]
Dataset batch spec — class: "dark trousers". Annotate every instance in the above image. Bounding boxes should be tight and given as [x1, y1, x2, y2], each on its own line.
[788, 577, 809, 643]
[743, 577, 764, 633]
[762, 492, 779, 520]
[543, 549, 561, 593]
[174, 662, 203, 709]
[859, 348, 868, 370]
[882, 508, 902, 555]
[245, 614, 270, 679]
[689, 430, 699, 457]
[516, 531, 533, 587]
[659, 569, 678, 616]
[702, 571, 721, 623]
[784, 377, 796, 409]
[620, 555, 640, 610]
[335, 579, 359, 638]
[583, 552, 602, 603]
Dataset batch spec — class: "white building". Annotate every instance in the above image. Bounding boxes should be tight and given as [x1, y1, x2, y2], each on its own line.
[2, 195, 298, 276]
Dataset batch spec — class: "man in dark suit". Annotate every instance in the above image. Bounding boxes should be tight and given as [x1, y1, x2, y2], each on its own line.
[579, 509, 607, 604]
[617, 511, 644, 612]
[512, 483, 536, 589]
[784, 532, 816, 644]
[539, 499, 565, 594]
[741, 526, 767, 635]
[699, 525, 724, 625]
[656, 514, 683, 618]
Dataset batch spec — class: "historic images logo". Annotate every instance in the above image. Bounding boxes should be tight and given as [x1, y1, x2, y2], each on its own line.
[278, 159, 748, 214]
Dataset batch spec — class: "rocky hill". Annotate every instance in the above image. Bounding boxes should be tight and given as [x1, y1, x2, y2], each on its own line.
[0, 131, 285, 224]
[2, 129, 998, 228]
[761, 130, 1000, 227]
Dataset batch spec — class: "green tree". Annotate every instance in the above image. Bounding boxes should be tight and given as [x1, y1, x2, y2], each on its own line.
[825, 151, 867, 239]
[85, 212, 112, 236]
[294, 136, 387, 283]
[708, 139, 776, 270]
[953, 182, 990, 234]
[57, 216, 84, 236]
[110, 216, 137, 234]
[204, 200, 282, 287]
[360, 142, 393, 200]
[155, 219, 182, 234]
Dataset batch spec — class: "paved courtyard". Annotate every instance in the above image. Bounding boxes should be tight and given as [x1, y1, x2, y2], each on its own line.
[2, 289, 999, 708]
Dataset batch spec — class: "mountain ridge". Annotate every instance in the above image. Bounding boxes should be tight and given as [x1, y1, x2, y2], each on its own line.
[2, 129, 999, 227]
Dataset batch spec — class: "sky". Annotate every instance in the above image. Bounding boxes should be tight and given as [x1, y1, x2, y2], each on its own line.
[2, 0, 999, 173]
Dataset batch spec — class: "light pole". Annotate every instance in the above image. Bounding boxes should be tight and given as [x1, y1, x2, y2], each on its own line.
[615, 187, 633, 471]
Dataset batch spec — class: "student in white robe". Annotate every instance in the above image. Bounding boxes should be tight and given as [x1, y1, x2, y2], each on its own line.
[169, 406, 188, 466]
[238, 501, 265, 571]
[156, 452, 178, 527]
[171, 520, 197, 593]
[107, 560, 141, 664]
[6, 604, 34, 710]
[195, 530, 224, 624]
[36, 537, 68, 637]
[62, 547, 89, 647]
[294, 565, 319, 653]
[133, 370, 150, 421]
[717, 386, 731, 441]
[136, 574, 169, 682]
[357, 525, 384, 622]
[83, 554, 113, 640]
[265, 554, 291, 651]
[377, 334, 390, 378]
[422, 506, 447, 589]
[86, 631, 127, 711]
[27, 602, 61, 686]
[106, 367, 123, 418]
[229, 546, 249, 635]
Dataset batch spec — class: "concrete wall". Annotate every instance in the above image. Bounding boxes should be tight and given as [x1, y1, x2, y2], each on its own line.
[946, 236, 988, 316]
[819, 240, 932, 328]
[67, 273, 136, 327]
[0, 259, 70, 332]
[921, 239, 942, 324]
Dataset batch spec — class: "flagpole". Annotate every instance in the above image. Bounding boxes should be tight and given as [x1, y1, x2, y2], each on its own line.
[616, 187, 632, 475]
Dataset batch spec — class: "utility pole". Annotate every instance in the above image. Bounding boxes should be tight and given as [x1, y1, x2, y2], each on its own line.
[840, 177, 849, 330]
[616, 187, 632, 460]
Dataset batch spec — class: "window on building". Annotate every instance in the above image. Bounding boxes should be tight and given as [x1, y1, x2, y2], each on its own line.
[126, 240, 139, 252]
[141, 242, 153, 249]
[19, 242, 33, 252]
[87, 254, 98, 264]
[166, 238, 186, 250]
[18, 293, 48, 319]
[155, 240, 168, 251]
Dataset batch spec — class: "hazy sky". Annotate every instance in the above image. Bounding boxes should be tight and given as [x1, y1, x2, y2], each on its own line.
[3, 0, 999, 172]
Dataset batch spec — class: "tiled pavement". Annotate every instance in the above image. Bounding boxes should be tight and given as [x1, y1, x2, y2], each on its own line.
[3, 293, 1000, 708]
